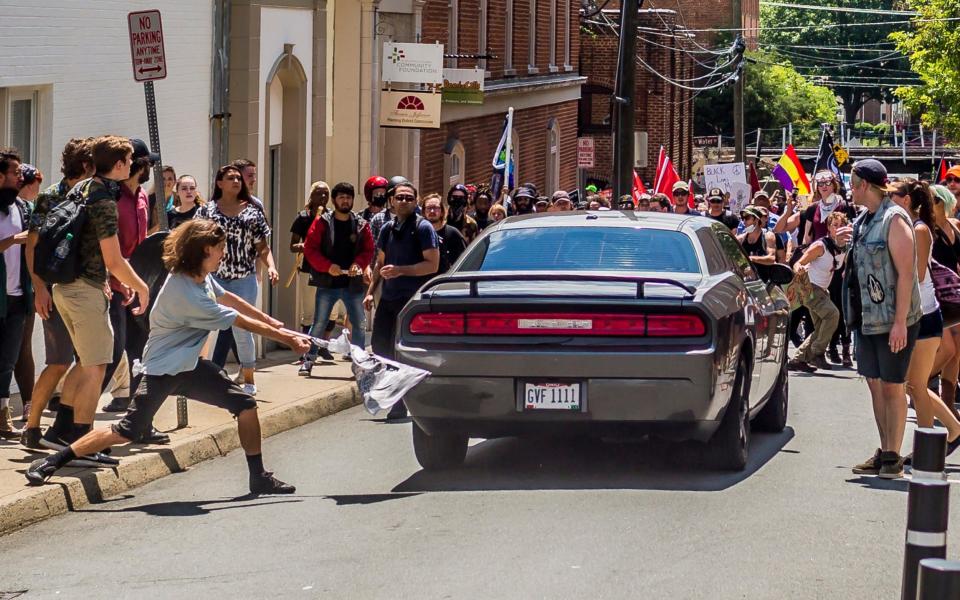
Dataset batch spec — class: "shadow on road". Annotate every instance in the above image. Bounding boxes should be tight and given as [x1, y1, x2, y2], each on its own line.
[393, 427, 795, 493]
[74, 495, 304, 517]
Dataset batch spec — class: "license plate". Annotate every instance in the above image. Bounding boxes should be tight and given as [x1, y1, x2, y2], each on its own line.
[523, 382, 582, 411]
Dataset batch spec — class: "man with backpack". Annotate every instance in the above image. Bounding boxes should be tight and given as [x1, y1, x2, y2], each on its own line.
[298, 182, 374, 376]
[363, 180, 439, 419]
[0, 147, 30, 439]
[35, 135, 151, 466]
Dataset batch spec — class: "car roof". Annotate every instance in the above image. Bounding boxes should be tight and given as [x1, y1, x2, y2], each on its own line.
[491, 211, 716, 233]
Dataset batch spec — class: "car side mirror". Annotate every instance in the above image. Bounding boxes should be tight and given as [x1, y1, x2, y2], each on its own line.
[765, 263, 794, 286]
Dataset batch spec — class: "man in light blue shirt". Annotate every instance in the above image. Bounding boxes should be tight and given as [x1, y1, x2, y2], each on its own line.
[26, 220, 312, 495]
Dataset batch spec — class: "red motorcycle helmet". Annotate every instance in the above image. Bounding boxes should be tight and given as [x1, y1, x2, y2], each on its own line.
[363, 175, 389, 203]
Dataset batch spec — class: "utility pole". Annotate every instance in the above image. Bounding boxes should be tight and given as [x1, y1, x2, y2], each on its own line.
[612, 0, 642, 202]
[732, 0, 744, 163]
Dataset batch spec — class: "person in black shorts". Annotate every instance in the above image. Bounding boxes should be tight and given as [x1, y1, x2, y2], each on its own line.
[26, 219, 311, 494]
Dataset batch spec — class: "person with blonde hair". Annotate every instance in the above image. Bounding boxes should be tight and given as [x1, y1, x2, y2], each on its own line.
[489, 203, 507, 223]
[167, 174, 204, 230]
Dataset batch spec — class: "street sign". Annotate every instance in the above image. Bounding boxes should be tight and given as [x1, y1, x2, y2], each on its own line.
[577, 138, 595, 169]
[128, 10, 167, 82]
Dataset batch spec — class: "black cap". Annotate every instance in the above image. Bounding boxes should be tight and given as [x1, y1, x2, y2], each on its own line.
[514, 186, 536, 199]
[852, 159, 891, 189]
[129, 138, 160, 164]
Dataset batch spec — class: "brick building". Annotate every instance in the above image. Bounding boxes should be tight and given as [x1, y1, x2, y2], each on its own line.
[397, 0, 585, 197]
[578, 8, 695, 186]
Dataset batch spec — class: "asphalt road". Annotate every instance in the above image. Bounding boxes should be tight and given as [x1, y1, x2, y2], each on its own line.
[2, 368, 959, 599]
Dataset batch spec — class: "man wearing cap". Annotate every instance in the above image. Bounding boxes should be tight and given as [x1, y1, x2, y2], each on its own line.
[737, 206, 777, 270]
[551, 190, 574, 212]
[945, 165, 960, 209]
[846, 159, 922, 479]
[513, 185, 537, 215]
[705, 187, 740, 231]
[671, 181, 700, 216]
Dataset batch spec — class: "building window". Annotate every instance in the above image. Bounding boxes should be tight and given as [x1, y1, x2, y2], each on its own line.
[578, 85, 612, 134]
[7, 90, 37, 163]
[545, 119, 560, 194]
[505, 0, 515, 75]
[528, 0, 538, 74]
[444, 138, 466, 189]
[448, 0, 459, 68]
[548, 0, 557, 72]
[479, 0, 488, 73]
[563, 0, 572, 70]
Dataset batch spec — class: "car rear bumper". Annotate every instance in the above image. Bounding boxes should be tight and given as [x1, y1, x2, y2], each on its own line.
[404, 375, 726, 442]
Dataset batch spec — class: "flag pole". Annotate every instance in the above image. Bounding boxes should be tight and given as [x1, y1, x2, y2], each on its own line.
[812, 123, 827, 180]
[503, 107, 514, 199]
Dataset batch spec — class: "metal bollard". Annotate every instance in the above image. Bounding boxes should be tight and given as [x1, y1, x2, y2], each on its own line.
[911, 428, 948, 482]
[917, 559, 960, 599]
[176, 395, 188, 429]
[901, 479, 950, 600]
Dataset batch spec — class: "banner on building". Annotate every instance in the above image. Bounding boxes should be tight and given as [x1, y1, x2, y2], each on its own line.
[442, 68, 484, 104]
[382, 42, 444, 84]
[703, 162, 746, 193]
[379, 90, 442, 129]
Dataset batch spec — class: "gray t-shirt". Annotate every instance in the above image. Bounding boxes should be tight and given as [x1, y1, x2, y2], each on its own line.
[142, 273, 238, 376]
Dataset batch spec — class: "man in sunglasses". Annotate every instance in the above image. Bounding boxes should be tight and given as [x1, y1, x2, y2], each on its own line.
[364, 181, 440, 419]
[945, 166, 960, 210]
[671, 181, 700, 216]
[704, 187, 740, 232]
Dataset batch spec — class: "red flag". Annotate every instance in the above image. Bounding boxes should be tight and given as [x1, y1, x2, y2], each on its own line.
[688, 179, 696, 208]
[938, 158, 949, 183]
[632, 169, 647, 202]
[653, 147, 680, 196]
[748, 160, 761, 194]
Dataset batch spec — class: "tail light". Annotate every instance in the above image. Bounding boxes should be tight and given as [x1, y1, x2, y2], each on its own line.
[408, 311, 705, 337]
[408, 313, 465, 335]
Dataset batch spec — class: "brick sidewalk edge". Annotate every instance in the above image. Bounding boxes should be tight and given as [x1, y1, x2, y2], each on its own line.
[0, 382, 360, 536]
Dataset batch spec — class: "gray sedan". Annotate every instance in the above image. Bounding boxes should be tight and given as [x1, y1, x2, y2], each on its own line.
[395, 211, 792, 471]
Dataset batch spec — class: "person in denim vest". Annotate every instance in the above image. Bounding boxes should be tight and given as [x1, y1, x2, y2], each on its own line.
[845, 159, 923, 480]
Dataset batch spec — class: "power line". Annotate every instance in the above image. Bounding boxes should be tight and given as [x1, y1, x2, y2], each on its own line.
[760, 1, 918, 16]
[684, 16, 960, 33]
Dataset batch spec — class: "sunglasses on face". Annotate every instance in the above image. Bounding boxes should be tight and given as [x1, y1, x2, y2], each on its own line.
[708, 198, 723, 204]
[947, 177, 960, 184]
[816, 180, 833, 186]
[394, 194, 416, 202]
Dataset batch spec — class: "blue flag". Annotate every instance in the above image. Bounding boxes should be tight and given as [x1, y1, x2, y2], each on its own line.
[490, 116, 514, 201]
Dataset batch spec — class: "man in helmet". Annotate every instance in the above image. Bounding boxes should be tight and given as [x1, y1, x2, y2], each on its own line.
[446, 184, 478, 243]
[361, 175, 389, 222]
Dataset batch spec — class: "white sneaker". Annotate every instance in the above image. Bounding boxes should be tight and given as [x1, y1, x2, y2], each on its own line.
[242, 383, 257, 397]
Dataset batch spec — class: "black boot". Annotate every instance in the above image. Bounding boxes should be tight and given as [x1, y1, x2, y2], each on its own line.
[828, 346, 842, 365]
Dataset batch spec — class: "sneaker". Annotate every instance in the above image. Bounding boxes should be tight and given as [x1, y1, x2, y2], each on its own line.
[828, 347, 841, 364]
[879, 451, 904, 479]
[811, 355, 831, 371]
[0, 405, 21, 439]
[25, 457, 59, 486]
[249, 471, 296, 495]
[787, 358, 817, 373]
[317, 347, 335, 361]
[852, 448, 882, 475]
[298, 361, 313, 377]
[242, 383, 257, 397]
[39, 428, 67, 451]
[67, 451, 120, 469]
[20, 427, 42, 449]
[102, 396, 131, 413]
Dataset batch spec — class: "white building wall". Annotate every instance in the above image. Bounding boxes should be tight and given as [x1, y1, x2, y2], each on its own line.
[0, 0, 213, 194]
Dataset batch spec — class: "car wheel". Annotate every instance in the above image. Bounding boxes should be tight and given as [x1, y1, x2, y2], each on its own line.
[412, 421, 468, 471]
[708, 356, 750, 471]
[754, 362, 788, 433]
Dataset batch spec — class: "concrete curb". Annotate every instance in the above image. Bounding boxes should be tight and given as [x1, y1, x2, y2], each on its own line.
[0, 382, 360, 536]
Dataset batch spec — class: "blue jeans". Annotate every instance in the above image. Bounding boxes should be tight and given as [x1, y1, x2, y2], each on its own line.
[213, 273, 259, 369]
[306, 286, 366, 360]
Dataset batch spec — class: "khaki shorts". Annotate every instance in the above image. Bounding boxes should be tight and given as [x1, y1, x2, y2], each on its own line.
[52, 280, 114, 366]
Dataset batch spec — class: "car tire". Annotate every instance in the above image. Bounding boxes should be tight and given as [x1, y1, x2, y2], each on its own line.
[754, 361, 788, 433]
[412, 421, 468, 471]
[708, 356, 751, 471]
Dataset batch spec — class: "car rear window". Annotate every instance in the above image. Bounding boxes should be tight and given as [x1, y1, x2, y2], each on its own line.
[460, 226, 701, 273]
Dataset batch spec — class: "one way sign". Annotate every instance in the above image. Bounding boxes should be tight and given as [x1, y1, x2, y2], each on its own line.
[128, 10, 167, 82]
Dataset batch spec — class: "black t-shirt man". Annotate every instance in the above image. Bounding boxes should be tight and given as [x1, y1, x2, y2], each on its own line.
[436, 223, 467, 274]
[708, 210, 741, 231]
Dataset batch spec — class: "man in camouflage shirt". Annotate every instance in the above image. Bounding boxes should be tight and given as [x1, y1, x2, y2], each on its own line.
[38, 136, 151, 468]
[21, 138, 93, 449]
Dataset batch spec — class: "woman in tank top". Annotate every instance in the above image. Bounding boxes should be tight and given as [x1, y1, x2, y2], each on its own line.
[889, 179, 960, 457]
[926, 184, 960, 419]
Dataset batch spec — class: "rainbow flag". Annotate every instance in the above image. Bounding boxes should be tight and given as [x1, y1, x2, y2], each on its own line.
[772, 145, 811, 196]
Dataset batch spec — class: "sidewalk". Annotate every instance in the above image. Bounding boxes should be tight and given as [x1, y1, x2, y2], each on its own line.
[0, 351, 360, 535]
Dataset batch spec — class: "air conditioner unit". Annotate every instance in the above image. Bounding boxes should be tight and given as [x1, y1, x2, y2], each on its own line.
[634, 132, 648, 168]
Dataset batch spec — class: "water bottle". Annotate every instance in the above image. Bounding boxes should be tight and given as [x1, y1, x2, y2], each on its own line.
[47, 233, 73, 272]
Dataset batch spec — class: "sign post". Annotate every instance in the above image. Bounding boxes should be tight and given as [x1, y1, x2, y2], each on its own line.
[128, 9, 168, 230]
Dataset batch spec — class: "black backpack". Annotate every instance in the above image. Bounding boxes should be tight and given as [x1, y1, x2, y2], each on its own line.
[33, 180, 97, 285]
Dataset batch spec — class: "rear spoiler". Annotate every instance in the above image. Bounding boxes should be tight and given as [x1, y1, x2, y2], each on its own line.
[420, 271, 697, 300]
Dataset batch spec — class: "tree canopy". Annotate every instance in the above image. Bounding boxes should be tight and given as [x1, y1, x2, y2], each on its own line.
[891, 0, 960, 139]
[694, 51, 837, 145]
[758, 0, 915, 125]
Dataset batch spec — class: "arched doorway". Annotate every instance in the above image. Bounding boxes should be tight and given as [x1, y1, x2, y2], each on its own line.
[263, 49, 308, 337]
